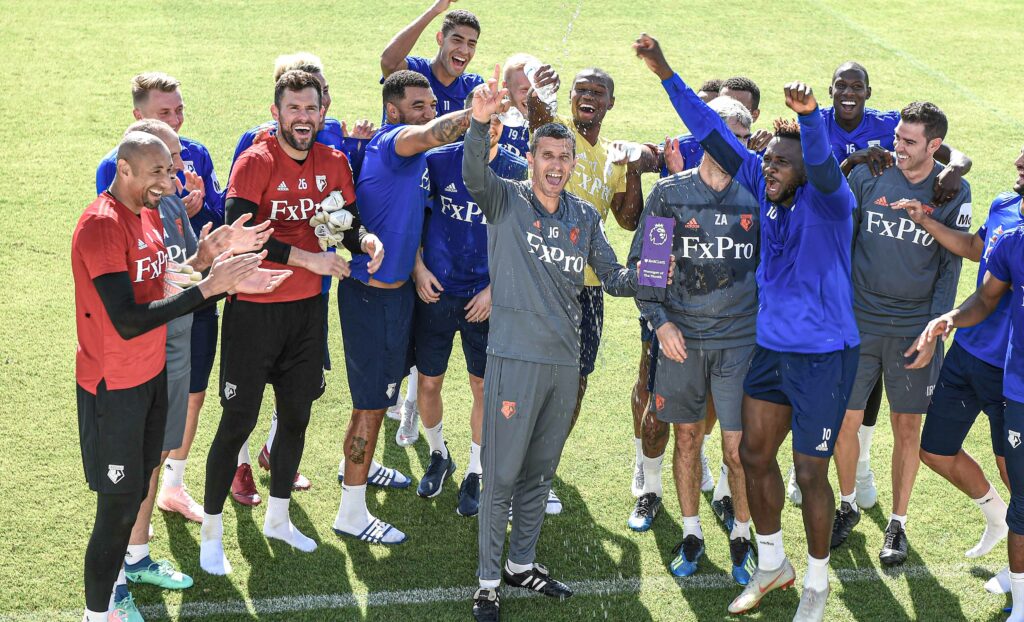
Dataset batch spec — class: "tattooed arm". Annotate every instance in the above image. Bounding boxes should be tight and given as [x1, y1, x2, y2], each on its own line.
[394, 109, 472, 157]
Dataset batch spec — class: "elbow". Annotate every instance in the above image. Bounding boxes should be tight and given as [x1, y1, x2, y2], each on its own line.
[110, 319, 141, 341]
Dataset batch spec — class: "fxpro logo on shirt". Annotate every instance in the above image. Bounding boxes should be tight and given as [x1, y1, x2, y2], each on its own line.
[134, 227, 169, 283]
[526, 228, 584, 274]
[865, 211, 935, 247]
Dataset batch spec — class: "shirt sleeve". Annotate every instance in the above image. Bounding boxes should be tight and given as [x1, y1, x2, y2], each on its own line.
[627, 184, 671, 330]
[96, 158, 115, 195]
[226, 149, 271, 205]
[984, 228, 1019, 284]
[195, 143, 225, 227]
[801, 109, 856, 221]
[463, 119, 512, 225]
[588, 212, 638, 297]
[76, 215, 130, 279]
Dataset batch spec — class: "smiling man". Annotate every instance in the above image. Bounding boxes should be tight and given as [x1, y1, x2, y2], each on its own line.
[636, 34, 859, 621]
[380, 0, 484, 116]
[464, 67, 641, 622]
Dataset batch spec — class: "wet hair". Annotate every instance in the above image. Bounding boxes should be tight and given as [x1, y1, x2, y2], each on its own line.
[382, 70, 431, 107]
[274, 70, 322, 109]
[721, 76, 760, 110]
[273, 52, 323, 82]
[131, 72, 180, 108]
[122, 118, 176, 139]
[441, 9, 480, 37]
[832, 61, 869, 86]
[708, 96, 752, 130]
[530, 122, 576, 155]
[575, 68, 615, 97]
[117, 131, 169, 172]
[503, 53, 540, 80]
[773, 118, 801, 141]
[699, 78, 723, 94]
[900, 101, 948, 142]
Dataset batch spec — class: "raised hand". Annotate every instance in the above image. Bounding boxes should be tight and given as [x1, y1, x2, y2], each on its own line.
[199, 250, 265, 297]
[532, 64, 560, 93]
[784, 82, 818, 115]
[176, 170, 205, 217]
[890, 198, 930, 225]
[933, 165, 964, 206]
[748, 129, 773, 153]
[664, 136, 684, 174]
[232, 268, 292, 295]
[632, 33, 673, 81]
[471, 64, 509, 124]
[342, 119, 376, 139]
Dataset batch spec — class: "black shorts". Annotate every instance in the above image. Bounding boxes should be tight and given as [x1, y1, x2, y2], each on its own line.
[579, 286, 604, 377]
[321, 290, 332, 371]
[188, 307, 218, 393]
[414, 292, 488, 379]
[77, 370, 168, 495]
[219, 295, 326, 412]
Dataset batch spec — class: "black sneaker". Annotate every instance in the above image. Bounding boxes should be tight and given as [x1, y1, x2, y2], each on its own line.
[472, 587, 500, 622]
[457, 473, 481, 517]
[830, 501, 861, 549]
[416, 444, 455, 499]
[729, 536, 756, 585]
[502, 562, 573, 599]
[711, 495, 735, 531]
[879, 519, 908, 566]
[626, 492, 662, 531]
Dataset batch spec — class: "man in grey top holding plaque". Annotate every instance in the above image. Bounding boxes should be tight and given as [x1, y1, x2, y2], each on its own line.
[627, 95, 761, 586]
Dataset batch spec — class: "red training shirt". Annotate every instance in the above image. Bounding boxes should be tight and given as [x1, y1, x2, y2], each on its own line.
[72, 192, 168, 393]
[227, 137, 356, 303]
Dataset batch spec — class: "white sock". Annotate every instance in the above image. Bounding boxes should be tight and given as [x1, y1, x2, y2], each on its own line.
[83, 609, 107, 622]
[682, 515, 703, 540]
[479, 578, 501, 589]
[713, 463, 731, 502]
[266, 410, 279, 450]
[641, 452, 664, 496]
[263, 496, 317, 552]
[423, 421, 447, 458]
[1011, 571, 1024, 621]
[124, 543, 149, 566]
[162, 458, 186, 489]
[506, 559, 532, 574]
[333, 484, 371, 532]
[115, 566, 127, 588]
[857, 424, 875, 464]
[756, 530, 785, 571]
[805, 554, 830, 591]
[237, 442, 251, 467]
[406, 368, 419, 402]
[200, 512, 232, 575]
[967, 486, 1009, 558]
[840, 491, 858, 512]
[633, 437, 643, 466]
[730, 519, 751, 540]
[890, 513, 907, 528]
[468, 442, 482, 475]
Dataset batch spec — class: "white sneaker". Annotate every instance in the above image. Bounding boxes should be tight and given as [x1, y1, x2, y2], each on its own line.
[787, 465, 802, 505]
[385, 399, 403, 421]
[631, 459, 645, 497]
[546, 489, 563, 515]
[985, 566, 1011, 594]
[700, 453, 715, 492]
[855, 462, 877, 509]
[395, 400, 419, 447]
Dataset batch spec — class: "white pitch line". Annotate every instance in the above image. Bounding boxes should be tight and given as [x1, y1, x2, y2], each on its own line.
[0, 563, 1001, 621]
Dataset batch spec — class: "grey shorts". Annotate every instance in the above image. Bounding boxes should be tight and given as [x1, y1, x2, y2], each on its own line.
[654, 343, 754, 431]
[163, 319, 193, 452]
[848, 332, 943, 414]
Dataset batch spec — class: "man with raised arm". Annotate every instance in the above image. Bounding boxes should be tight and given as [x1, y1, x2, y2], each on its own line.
[464, 67, 644, 622]
[635, 34, 859, 622]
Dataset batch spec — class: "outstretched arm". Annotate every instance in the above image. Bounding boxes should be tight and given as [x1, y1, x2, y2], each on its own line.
[463, 66, 513, 224]
[380, 0, 452, 77]
[890, 199, 983, 262]
[394, 109, 472, 157]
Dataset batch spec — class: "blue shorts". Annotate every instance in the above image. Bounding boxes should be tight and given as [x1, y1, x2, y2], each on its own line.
[1004, 399, 1024, 535]
[579, 286, 604, 377]
[414, 292, 488, 379]
[921, 341, 1006, 457]
[743, 345, 859, 458]
[338, 278, 414, 411]
[188, 307, 218, 393]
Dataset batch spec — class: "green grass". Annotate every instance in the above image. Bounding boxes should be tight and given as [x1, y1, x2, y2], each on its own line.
[1, 0, 1021, 619]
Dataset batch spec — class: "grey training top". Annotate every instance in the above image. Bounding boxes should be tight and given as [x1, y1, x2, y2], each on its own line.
[462, 119, 637, 367]
[627, 169, 760, 349]
[849, 162, 972, 336]
[159, 195, 198, 348]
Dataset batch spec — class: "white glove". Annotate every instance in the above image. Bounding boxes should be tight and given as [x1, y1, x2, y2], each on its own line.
[165, 261, 202, 288]
[309, 211, 330, 227]
[327, 209, 353, 232]
[320, 190, 347, 213]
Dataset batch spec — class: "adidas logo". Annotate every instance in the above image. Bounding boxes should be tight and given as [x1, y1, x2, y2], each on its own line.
[684, 218, 700, 229]
[874, 196, 888, 207]
[277, 181, 289, 191]
[137, 239, 147, 250]
[444, 182, 457, 193]
[815, 440, 829, 452]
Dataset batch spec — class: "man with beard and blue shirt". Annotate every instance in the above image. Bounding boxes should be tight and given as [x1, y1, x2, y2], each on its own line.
[96, 72, 224, 525]
[332, 70, 473, 546]
[636, 34, 859, 621]
[908, 225, 1024, 621]
[904, 147, 1024, 585]
[412, 92, 527, 515]
[380, 0, 484, 117]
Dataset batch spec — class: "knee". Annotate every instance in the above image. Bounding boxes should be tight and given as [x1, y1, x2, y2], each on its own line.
[419, 375, 444, 397]
[722, 441, 742, 471]
[674, 424, 702, 452]
[276, 402, 313, 433]
[218, 407, 260, 442]
[739, 437, 768, 473]
[891, 413, 922, 439]
[919, 448, 948, 472]
[794, 461, 828, 491]
[641, 415, 668, 447]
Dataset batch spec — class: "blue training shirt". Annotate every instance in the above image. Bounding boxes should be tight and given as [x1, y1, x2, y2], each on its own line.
[821, 106, 900, 165]
[956, 192, 1024, 368]
[352, 123, 429, 284]
[984, 226, 1024, 402]
[661, 73, 859, 354]
[498, 125, 530, 158]
[424, 143, 527, 297]
[387, 56, 484, 118]
[97, 135, 224, 233]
